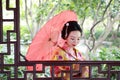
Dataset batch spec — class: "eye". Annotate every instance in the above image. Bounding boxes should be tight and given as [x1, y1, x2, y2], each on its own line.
[77, 38, 80, 40]
[71, 38, 74, 40]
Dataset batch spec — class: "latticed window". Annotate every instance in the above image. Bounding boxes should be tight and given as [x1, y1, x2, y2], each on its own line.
[0, 0, 120, 80]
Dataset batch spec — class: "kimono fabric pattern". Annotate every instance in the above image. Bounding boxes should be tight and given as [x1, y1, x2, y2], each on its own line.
[51, 46, 89, 80]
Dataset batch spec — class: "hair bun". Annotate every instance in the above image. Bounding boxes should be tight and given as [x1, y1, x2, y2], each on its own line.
[61, 21, 82, 40]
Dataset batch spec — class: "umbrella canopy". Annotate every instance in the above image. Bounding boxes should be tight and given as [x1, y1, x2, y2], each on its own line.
[26, 10, 78, 71]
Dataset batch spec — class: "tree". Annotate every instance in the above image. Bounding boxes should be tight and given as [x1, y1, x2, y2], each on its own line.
[21, 0, 120, 59]
[70, 0, 120, 56]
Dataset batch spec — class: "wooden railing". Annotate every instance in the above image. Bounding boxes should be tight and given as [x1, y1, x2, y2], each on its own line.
[21, 61, 120, 80]
[1, 60, 120, 80]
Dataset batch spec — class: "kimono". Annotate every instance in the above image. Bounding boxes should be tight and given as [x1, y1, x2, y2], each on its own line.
[50, 46, 89, 80]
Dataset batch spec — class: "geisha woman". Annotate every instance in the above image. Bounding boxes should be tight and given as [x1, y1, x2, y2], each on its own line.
[50, 21, 89, 80]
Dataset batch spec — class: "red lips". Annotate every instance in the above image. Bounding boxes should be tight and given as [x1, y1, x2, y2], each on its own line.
[72, 44, 76, 46]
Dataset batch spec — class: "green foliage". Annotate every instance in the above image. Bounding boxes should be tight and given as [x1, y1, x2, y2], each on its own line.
[84, 28, 104, 39]
[0, 55, 25, 79]
[84, 30, 90, 39]
[90, 46, 120, 79]
[107, 30, 120, 38]
[85, 28, 120, 47]
[20, 26, 31, 44]
[3, 25, 13, 40]
[91, 46, 120, 60]
[0, 74, 7, 80]
[107, 31, 120, 47]
[35, 0, 71, 23]
[111, 0, 120, 18]
[112, 38, 120, 47]
[99, 47, 120, 60]
[71, 0, 107, 19]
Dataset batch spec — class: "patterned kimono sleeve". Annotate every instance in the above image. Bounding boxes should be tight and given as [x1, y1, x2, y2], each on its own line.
[81, 66, 89, 77]
[51, 49, 70, 77]
[79, 52, 89, 77]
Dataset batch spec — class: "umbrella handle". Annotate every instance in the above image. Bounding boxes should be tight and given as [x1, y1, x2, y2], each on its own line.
[49, 38, 57, 46]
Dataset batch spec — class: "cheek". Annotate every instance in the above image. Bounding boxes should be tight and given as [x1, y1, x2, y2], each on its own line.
[77, 40, 81, 43]
[77, 41, 80, 44]
[68, 40, 72, 43]
[67, 40, 73, 44]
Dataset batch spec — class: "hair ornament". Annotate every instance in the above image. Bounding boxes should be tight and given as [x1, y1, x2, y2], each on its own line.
[66, 23, 69, 27]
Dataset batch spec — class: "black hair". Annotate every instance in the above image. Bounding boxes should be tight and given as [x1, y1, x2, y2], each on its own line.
[61, 21, 82, 40]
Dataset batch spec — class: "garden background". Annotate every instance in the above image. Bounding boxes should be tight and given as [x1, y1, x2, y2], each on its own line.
[1, 0, 120, 79]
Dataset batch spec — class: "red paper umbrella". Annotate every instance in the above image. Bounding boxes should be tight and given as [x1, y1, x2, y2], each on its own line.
[26, 10, 77, 71]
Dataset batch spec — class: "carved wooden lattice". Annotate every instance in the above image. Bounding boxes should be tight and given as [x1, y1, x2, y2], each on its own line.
[0, 0, 120, 80]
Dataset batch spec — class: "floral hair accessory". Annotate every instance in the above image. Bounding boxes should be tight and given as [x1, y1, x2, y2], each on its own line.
[66, 23, 69, 26]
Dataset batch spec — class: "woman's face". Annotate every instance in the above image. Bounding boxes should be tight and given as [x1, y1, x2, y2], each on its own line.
[66, 31, 81, 48]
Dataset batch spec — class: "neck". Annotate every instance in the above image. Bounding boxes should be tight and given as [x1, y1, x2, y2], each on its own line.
[63, 42, 74, 52]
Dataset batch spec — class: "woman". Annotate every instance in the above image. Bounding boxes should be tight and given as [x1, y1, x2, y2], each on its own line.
[50, 21, 89, 80]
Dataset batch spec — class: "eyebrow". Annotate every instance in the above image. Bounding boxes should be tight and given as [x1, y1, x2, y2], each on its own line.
[69, 36, 81, 38]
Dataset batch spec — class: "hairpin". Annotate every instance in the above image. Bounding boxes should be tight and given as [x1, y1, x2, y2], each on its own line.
[66, 23, 69, 26]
